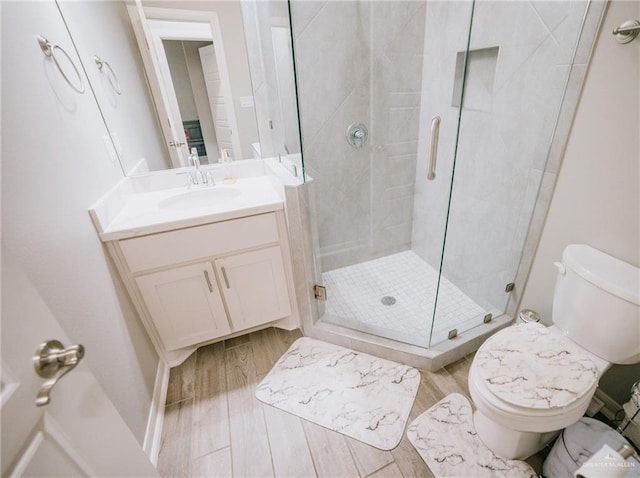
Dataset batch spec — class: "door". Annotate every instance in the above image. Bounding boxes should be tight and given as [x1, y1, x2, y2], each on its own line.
[215, 246, 292, 331]
[136, 261, 231, 351]
[413, 1, 479, 346]
[199, 44, 236, 158]
[146, 19, 194, 166]
[126, 5, 187, 168]
[1, 255, 158, 477]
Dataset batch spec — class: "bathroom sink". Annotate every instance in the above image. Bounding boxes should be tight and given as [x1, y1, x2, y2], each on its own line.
[91, 174, 286, 240]
[158, 187, 241, 210]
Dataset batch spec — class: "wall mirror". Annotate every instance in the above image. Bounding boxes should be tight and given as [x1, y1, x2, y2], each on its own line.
[128, 4, 260, 168]
[55, 0, 302, 177]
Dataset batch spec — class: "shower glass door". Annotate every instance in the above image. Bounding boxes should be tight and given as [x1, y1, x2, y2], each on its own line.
[428, 0, 599, 345]
[291, 0, 474, 348]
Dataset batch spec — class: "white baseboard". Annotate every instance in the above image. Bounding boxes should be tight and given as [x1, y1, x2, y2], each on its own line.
[143, 360, 169, 465]
[595, 388, 622, 421]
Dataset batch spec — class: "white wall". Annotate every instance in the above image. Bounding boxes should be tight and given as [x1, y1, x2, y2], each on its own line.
[521, 0, 640, 404]
[1, 0, 158, 443]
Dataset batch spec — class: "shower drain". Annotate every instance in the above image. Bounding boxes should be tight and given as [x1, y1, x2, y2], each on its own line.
[380, 296, 396, 306]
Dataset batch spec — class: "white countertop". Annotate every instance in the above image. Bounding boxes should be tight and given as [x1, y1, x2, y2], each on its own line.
[90, 174, 284, 241]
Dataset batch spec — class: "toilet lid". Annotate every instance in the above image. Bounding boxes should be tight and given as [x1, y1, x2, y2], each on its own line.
[475, 322, 599, 409]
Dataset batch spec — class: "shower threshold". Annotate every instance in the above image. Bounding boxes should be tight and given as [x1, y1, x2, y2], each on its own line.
[310, 313, 512, 372]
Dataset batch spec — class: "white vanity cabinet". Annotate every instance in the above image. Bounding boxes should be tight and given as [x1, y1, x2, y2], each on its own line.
[135, 261, 231, 351]
[214, 246, 291, 331]
[107, 210, 297, 364]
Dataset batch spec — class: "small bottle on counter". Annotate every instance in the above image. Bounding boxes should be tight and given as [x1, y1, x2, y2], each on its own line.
[220, 148, 236, 183]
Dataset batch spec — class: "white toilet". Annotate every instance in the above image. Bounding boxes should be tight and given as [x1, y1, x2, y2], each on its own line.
[468, 244, 640, 460]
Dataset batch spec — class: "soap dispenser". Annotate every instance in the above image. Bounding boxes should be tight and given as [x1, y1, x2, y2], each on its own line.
[220, 148, 236, 183]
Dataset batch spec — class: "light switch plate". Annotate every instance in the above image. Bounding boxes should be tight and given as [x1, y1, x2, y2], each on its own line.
[240, 96, 254, 108]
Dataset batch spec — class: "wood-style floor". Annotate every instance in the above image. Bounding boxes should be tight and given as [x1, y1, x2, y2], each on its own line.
[158, 327, 543, 477]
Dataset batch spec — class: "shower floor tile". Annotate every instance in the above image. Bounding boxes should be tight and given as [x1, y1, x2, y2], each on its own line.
[321, 251, 486, 346]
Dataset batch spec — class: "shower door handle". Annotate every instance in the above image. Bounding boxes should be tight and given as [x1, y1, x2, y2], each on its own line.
[427, 116, 440, 180]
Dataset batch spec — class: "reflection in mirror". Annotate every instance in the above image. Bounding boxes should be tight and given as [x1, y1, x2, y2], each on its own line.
[240, 0, 303, 177]
[162, 39, 216, 163]
[132, 5, 260, 167]
[271, 26, 301, 158]
[56, 0, 303, 179]
[55, 0, 171, 174]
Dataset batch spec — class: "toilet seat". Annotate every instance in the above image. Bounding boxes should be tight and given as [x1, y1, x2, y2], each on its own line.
[475, 322, 599, 409]
[469, 359, 597, 433]
[469, 323, 605, 433]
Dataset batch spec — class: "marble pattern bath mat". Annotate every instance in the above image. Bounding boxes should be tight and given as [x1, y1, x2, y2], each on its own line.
[255, 337, 420, 450]
[407, 393, 537, 477]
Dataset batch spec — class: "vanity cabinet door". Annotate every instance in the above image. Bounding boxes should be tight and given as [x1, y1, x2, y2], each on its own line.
[136, 262, 231, 351]
[215, 246, 292, 331]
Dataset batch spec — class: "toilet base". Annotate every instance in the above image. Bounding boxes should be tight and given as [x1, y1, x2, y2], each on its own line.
[473, 409, 560, 460]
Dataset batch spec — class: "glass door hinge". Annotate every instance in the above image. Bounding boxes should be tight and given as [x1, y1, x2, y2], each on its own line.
[314, 285, 327, 301]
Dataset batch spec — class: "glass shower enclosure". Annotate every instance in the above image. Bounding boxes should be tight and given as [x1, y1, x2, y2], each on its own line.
[290, 0, 603, 348]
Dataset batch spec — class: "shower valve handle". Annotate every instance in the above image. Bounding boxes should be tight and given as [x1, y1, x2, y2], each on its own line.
[346, 123, 369, 148]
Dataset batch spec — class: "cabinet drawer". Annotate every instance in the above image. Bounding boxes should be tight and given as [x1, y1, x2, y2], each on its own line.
[120, 213, 279, 273]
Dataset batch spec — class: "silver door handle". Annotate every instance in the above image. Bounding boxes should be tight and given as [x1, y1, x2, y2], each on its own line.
[427, 116, 440, 180]
[203, 270, 214, 293]
[33, 340, 84, 407]
[221, 266, 230, 288]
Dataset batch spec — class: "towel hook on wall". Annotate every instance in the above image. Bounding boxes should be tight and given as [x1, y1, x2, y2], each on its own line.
[613, 20, 640, 44]
[94, 56, 122, 95]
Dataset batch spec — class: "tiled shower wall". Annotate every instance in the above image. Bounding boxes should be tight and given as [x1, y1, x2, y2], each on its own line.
[291, 2, 426, 272]
[412, 1, 599, 314]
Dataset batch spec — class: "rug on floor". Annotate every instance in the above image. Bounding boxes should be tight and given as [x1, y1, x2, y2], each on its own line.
[255, 337, 420, 450]
[407, 393, 537, 477]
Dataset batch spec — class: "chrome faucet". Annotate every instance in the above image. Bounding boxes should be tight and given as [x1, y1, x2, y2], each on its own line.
[185, 147, 213, 188]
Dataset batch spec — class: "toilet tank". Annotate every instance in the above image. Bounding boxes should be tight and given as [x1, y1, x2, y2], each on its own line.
[552, 245, 640, 364]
